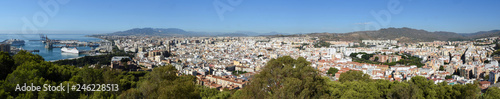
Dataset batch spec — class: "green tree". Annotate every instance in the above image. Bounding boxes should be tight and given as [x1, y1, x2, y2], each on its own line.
[439, 65, 445, 71]
[136, 65, 200, 99]
[390, 81, 423, 99]
[361, 54, 373, 60]
[239, 56, 329, 98]
[445, 75, 452, 79]
[118, 88, 142, 99]
[410, 76, 437, 98]
[1, 48, 495, 98]
[326, 79, 344, 98]
[71, 68, 103, 84]
[374, 80, 392, 98]
[199, 86, 231, 99]
[0, 51, 14, 79]
[2, 58, 78, 98]
[200, 86, 220, 98]
[339, 81, 381, 99]
[349, 53, 358, 58]
[435, 82, 454, 99]
[121, 58, 131, 63]
[483, 87, 500, 99]
[13, 50, 44, 66]
[460, 83, 480, 98]
[339, 70, 371, 83]
[326, 67, 339, 76]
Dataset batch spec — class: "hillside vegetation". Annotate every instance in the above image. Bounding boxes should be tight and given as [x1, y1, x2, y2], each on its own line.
[1, 52, 498, 98]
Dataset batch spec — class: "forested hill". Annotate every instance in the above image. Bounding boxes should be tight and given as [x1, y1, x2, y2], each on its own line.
[1, 51, 499, 98]
[286, 27, 500, 43]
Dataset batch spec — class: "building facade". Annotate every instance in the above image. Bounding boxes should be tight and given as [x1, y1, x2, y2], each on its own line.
[0, 43, 10, 53]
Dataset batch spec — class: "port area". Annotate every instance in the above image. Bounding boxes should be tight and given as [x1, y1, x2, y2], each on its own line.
[39, 34, 100, 48]
[42, 40, 100, 48]
[9, 35, 114, 57]
[10, 44, 103, 55]
[39, 34, 114, 53]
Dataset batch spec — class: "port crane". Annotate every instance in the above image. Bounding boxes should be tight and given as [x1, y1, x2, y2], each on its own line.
[40, 34, 53, 48]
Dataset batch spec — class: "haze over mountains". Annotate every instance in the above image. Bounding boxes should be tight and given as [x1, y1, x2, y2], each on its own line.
[92, 27, 500, 43]
[91, 28, 290, 37]
[300, 27, 500, 43]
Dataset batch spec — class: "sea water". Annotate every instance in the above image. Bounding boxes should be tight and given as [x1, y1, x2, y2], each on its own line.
[0, 34, 102, 61]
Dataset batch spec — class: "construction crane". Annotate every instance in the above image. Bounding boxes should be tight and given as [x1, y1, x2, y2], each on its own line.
[40, 34, 53, 48]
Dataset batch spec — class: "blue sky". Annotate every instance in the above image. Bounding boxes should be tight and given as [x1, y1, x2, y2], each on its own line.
[0, 0, 499, 34]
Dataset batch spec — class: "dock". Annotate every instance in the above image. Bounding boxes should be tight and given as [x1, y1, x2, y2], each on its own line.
[39, 34, 100, 49]
[27, 50, 39, 52]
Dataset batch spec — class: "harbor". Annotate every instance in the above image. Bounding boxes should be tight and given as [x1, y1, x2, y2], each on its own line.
[0, 34, 111, 61]
[40, 34, 100, 49]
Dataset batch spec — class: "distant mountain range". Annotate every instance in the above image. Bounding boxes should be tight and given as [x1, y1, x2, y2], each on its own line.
[92, 28, 202, 37]
[91, 27, 500, 43]
[284, 27, 500, 43]
[90, 28, 290, 37]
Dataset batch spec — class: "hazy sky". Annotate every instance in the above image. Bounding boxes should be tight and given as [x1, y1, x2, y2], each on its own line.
[0, 0, 499, 34]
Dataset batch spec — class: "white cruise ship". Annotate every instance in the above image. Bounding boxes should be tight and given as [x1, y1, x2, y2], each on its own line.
[61, 47, 79, 54]
[2, 39, 25, 46]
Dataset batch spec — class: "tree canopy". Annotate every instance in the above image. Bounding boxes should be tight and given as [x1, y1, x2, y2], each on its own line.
[0, 50, 228, 99]
[237, 56, 329, 98]
[326, 67, 339, 76]
[0, 51, 14, 79]
[339, 70, 371, 83]
[0, 52, 496, 99]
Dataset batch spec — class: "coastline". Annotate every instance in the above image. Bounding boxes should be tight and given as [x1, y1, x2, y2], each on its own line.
[4, 34, 104, 61]
[48, 35, 112, 62]
[49, 56, 85, 62]
[49, 53, 103, 62]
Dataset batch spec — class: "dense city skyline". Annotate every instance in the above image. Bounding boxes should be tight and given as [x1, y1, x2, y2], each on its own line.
[1, 0, 500, 34]
[2, 1, 500, 98]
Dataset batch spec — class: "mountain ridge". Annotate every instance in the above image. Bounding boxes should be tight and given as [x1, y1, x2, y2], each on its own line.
[288, 27, 500, 43]
[91, 27, 500, 43]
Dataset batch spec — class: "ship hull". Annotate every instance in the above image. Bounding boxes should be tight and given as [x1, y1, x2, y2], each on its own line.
[61, 47, 79, 54]
[3, 39, 25, 46]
